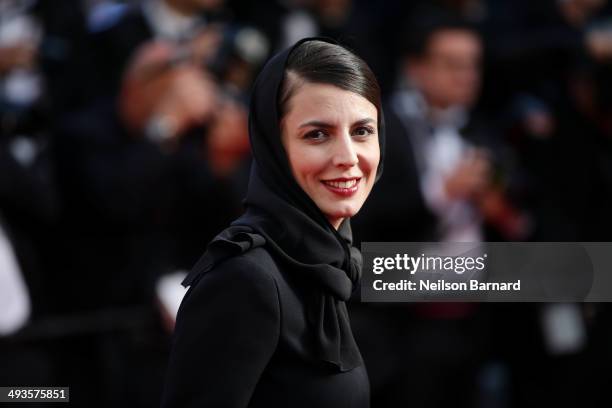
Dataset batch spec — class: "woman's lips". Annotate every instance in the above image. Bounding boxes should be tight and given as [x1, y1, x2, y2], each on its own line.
[321, 178, 361, 197]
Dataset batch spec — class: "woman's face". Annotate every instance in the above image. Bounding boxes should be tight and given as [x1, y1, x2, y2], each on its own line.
[281, 81, 380, 229]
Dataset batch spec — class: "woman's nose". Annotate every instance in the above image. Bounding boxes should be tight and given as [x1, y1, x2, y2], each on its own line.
[332, 133, 358, 167]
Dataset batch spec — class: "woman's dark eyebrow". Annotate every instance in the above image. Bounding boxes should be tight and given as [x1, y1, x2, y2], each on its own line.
[298, 118, 376, 129]
[352, 118, 376, 127]
[298, 120, 334, 129]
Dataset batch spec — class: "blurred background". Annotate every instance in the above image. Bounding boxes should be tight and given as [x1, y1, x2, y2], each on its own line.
[1, 0, 612, 407]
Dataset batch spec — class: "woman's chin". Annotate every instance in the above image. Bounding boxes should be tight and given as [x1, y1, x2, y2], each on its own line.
[324, 206, 359, 225]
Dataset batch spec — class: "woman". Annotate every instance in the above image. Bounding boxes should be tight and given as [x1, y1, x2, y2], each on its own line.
[161, 37, 384, 408]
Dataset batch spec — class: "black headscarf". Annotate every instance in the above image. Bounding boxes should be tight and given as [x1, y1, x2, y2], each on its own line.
[183, 37, 385, 372]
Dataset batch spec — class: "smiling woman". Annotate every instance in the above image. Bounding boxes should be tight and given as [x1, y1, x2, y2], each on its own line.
[281, 82, 380, 229]
[161, 38, 384, 408]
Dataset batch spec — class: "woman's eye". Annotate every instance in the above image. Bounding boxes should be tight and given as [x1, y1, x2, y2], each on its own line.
[304, 130, 328, 141]
[353, 126, 375, 138]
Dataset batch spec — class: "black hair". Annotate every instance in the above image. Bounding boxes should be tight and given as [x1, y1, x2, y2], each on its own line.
[278, 40, 381, 123]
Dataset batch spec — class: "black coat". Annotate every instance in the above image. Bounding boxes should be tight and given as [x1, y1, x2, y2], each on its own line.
[161, 246, 369, 408]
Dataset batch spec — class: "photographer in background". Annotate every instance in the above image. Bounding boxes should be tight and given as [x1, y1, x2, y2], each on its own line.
[55, 0, 268, 310]
[351, 17, 531, 408]
[116, 37, 257, 268]
[49, 0, 267, 405]
[355, 17, 528, 245]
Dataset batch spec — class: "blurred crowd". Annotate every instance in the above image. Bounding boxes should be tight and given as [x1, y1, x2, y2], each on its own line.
[1, 0, 612, 407]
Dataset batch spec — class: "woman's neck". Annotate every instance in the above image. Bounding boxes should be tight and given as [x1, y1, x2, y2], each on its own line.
[329, 217, 344, 230]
